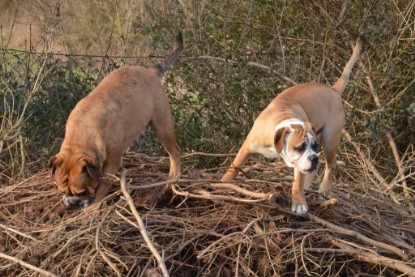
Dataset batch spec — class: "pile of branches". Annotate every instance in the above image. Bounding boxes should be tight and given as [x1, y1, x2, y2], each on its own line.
[0, 153, 414, 276]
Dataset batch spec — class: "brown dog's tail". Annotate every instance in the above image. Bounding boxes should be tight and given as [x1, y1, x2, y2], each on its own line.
[332, 36, 363, 95]
[155, 31, 183, 76]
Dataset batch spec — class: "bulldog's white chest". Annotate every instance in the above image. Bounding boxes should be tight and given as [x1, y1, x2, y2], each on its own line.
[251, 144, 278, 159]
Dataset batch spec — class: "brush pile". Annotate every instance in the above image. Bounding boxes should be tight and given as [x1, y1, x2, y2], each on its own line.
[1, 153, 414, 276]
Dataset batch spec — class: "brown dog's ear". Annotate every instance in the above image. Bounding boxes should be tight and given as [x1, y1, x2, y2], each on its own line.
[274, 127, 290, 153]
[48, 155, 63, 177]
[82, 157, 102, 182]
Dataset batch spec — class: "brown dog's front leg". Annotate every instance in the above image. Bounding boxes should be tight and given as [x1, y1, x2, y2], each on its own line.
[291, 169, 308, 215]
[92, 179, 113, 204]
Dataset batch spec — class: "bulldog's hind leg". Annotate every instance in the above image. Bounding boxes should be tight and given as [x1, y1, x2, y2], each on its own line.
[319, 125, 343, 197]
[221, 139, 252, 181]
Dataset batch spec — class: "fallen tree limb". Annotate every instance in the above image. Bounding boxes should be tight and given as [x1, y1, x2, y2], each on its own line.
[307, 213, 408, 259]
[342, 128, 401, 204]
[0, 252, 57, 277]
[119, 169, 169, 277]
[332, 238, 415, 276]
[172, 184, 269, 204]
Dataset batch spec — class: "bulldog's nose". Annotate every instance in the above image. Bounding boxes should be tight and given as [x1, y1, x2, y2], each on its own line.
[309, 154, 319, 164]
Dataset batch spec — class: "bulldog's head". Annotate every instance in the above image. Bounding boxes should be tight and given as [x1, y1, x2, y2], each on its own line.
[48, 152, 102, 208]
[274, 121, 319, 174]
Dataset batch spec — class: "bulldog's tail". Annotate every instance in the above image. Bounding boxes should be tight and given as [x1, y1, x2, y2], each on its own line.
[332, 36, 363, 95]
[155, 31, 183, 76]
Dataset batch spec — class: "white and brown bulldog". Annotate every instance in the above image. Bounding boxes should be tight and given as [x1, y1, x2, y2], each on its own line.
[49, 32, 183, 208]
[222, 37, 362, 215]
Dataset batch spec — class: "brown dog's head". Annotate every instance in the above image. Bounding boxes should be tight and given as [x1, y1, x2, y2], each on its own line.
[48, 152, 102, 208]
[274, 121, 319, 174]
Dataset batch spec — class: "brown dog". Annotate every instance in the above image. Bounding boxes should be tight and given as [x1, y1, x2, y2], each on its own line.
[222, 37, 362, 215]
[49, 32, 183, 208]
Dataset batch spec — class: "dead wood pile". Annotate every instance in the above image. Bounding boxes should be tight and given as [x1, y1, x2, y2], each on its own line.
[1, 153, 414, 276]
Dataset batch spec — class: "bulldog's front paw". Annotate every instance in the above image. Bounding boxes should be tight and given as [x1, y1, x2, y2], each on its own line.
[291, 201, 308, 215]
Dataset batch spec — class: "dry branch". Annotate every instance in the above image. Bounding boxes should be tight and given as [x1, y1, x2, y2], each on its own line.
[119, 169, 169, 277]
[188, 55, 297, 86]
[1, 153, 414, 276]
[307, 213, 408, 259]
[362, 65, 413, 208]
[0, 252, 57, 277]
[332, 239, 415, 276]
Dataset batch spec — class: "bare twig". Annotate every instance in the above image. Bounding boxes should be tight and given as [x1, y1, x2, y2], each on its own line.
[362, 66, 412, 205]
[0, 223, 39, 242]
[307, 213, 407, 259]
[342, 128, 401, 204]
[0, 252, 57, 277]
[187, 56, 297, 86]
[119, 169, 169, 277]
[332, 239, 415, 276]
[209, 182, 277, 202]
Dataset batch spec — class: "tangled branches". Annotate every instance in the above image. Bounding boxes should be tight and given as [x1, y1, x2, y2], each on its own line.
[0, 153, 414, 276]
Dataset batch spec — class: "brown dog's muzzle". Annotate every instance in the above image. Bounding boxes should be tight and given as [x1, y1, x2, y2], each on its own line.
[63, 195, 93, 209]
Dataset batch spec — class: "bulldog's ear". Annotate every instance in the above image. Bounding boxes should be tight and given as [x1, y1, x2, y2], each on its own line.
[48, 155, 63, 177]
[304, 122, 316, 136]
[274, 127, 290, 153]
[82, 157, 102, 182]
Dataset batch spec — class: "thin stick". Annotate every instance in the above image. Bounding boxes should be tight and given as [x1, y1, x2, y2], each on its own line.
[188, 55, 297, 85]
[209, 182, 277, 202]
[181, 152, 236, 158]
[0, 252, 57, 277]
[129, 176, 179, 189]
[307, 213, 406, 259]
[332, 239, 415, 276]
[363, 70, 411, 203]
[172, 184, 268, 204]
[342, 129, 401, 204]
[197, 217, 262, 259]
[0, 223, 39, 242]
[119, 169, 169, 277]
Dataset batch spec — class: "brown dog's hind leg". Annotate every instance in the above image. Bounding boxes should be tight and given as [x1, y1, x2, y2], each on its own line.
[150, 115, 181, 178]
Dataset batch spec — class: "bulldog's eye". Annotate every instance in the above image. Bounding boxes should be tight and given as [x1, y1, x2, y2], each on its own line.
[295, 143, 306, 152]
[311, 142, 319, 151]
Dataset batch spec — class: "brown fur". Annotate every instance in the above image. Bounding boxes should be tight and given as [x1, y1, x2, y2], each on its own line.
[222, 37, 362, 214]
[49, 32, 183, 207]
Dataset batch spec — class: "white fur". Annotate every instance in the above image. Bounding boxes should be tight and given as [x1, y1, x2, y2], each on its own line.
[276, 119, 318, 174]
[275, 118, 304, 132]
[254, 145, 278, 158]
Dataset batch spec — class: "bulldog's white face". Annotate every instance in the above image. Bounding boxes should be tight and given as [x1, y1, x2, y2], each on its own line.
[275, 121, 319, 174]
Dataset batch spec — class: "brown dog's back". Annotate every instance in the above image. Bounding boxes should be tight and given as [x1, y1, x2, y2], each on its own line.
[64, 67, 163, 158]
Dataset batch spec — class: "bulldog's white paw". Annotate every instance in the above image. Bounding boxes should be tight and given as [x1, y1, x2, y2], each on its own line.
[291, 202, 308, 215]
